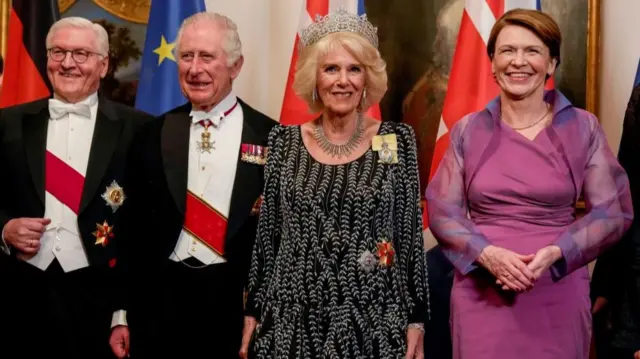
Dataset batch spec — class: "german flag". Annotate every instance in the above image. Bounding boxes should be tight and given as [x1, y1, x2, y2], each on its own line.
[0, 0, 60, 108]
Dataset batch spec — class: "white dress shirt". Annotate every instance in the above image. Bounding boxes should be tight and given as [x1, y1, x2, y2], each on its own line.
[169, 92, 243, 265]
[1, 92, 98, 272]
[111, 93, 244, 328]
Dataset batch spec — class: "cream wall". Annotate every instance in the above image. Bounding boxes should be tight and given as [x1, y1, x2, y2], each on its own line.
[599, 0, 640, 154]
[205, 0, 301, 121]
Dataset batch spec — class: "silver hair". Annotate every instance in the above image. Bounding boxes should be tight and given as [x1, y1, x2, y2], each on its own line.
[46, 17, 109, 56]
[175, 12, 243, 66]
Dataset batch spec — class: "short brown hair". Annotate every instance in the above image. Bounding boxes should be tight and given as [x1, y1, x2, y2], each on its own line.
[486, 8, 561, 66]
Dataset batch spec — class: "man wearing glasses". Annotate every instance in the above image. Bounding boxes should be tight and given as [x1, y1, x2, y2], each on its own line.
[0, 17, 151, 359]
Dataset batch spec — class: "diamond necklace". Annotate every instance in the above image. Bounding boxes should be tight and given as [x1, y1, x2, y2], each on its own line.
[313, 112, 365, 158]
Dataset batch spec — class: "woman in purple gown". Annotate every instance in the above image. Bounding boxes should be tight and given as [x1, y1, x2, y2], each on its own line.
[426, 9, 633, 359]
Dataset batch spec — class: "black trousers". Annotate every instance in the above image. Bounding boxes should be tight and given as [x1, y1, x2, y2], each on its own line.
[4, 257, 115, 359]
[128, 259, 244, 359]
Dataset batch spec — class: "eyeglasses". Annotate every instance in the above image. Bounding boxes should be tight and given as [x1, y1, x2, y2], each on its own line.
[47, 47, 105, 64]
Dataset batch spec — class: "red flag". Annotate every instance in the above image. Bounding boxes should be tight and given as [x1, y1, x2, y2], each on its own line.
[424, 0, 552, 229]
[279, 0, 381, 125]
[0, 0, 60, 108]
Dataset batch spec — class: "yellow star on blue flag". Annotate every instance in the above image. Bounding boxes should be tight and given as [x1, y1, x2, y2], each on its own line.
[135, 0, 205, 116]
[153, 35, 176, 65]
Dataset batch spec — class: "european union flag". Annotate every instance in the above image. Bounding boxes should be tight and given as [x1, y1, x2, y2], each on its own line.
[135, 0, 205, 116]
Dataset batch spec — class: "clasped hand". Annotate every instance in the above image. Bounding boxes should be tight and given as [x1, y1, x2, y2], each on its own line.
[2, 217, 51, 254]
[478, 245, 562, 291]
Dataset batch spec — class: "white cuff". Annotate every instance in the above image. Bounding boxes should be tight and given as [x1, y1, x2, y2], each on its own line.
[0, 226, 10, 256]
[111, 310, 128, 328]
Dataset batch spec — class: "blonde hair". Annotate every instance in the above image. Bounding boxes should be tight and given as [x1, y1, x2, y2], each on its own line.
[46, 17, 109, 56]
[293, 32, 387, 113]
[176, 12, 243, 66]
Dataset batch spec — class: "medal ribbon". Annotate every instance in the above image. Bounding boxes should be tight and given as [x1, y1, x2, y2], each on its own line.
[195, 101, 239, 129]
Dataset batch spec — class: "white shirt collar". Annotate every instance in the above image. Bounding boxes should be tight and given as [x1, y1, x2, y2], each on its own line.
[189, 92, 238, 125]
[52, 91, 99, 107]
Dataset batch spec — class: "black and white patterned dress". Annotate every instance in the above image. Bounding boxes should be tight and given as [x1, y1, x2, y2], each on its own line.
[246, 121, 428, 359]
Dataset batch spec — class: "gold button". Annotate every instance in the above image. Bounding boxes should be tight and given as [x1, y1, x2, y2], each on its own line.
[190, 247, 196, 252]
[192, 240, 197, 245]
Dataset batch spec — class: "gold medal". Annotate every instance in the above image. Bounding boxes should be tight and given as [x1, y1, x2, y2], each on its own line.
[93, 221, 114, 247]
[196, 121, 215, 153]
[376, 239, 395, 267]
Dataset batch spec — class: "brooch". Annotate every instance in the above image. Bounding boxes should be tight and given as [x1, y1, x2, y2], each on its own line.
[376, 239, 395, 267]
[241, 144, 268, 165]
[372, 134, 398, 164]
[358, 250, 377, 273]
[101, 180, 125, 213]
[93, 221, 114, 247]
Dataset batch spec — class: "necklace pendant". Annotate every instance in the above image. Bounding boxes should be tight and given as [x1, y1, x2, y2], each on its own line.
[196, 127, 215, 153]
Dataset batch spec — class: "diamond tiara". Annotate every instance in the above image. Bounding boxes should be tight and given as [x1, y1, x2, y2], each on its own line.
[299, 8, 379, 50]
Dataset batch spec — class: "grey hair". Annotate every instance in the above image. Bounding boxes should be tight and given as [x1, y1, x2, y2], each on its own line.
[46, 17, 109, 56]
[175, 12, 243, 66]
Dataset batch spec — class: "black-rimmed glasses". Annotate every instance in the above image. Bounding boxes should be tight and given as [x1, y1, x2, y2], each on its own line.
[47, 47, 105, 64]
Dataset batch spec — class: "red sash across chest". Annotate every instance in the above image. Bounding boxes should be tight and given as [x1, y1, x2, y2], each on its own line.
[46, 152, 227, 255]
[183, 191, 227, 256]
[45, 151, 85, 214]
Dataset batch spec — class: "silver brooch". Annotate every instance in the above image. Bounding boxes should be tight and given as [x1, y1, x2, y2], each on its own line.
[101, 180, 126, 213]
[358, 250, 377, 272]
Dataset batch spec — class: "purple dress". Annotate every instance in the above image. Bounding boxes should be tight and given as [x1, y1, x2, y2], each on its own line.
[426, 91, 633, 359]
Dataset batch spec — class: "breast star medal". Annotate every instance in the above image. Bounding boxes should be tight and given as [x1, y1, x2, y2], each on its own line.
[376, 239, 395, 267]
[372, 134, 398, 164]
[93, 221, 114, 247]
[358, 250, 377, 273]
[196, 120, 215, 153]
[102, 180, 125, 213]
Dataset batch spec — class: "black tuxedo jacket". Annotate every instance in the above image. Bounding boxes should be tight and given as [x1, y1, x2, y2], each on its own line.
[117, 98, 276, 311]
[0, 96, 152, 268]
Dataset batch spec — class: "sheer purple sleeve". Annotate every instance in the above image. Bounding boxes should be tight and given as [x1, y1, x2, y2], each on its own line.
[550, 119, 633, 280]
[425, 118, 491, 275]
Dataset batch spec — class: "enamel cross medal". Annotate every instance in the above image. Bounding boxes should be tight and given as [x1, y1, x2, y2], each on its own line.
[197, 120, 214, 153]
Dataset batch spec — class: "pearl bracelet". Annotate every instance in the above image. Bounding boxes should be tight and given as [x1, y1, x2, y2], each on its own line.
[407, 323, 425, 333]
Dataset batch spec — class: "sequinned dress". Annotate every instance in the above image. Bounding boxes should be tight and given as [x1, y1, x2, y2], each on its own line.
[245, 122, 428, 359]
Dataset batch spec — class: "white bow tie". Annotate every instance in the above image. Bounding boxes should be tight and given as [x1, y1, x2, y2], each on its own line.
[48, 99, 92, 120]
[190, 109, 224, 127]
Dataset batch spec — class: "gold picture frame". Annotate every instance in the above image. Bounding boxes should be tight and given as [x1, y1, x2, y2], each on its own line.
[586, 0, 601, 116]
[577, 0, 601, 212]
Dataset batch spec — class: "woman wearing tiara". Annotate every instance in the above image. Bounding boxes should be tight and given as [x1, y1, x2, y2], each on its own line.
[239, 9, 428, 359]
